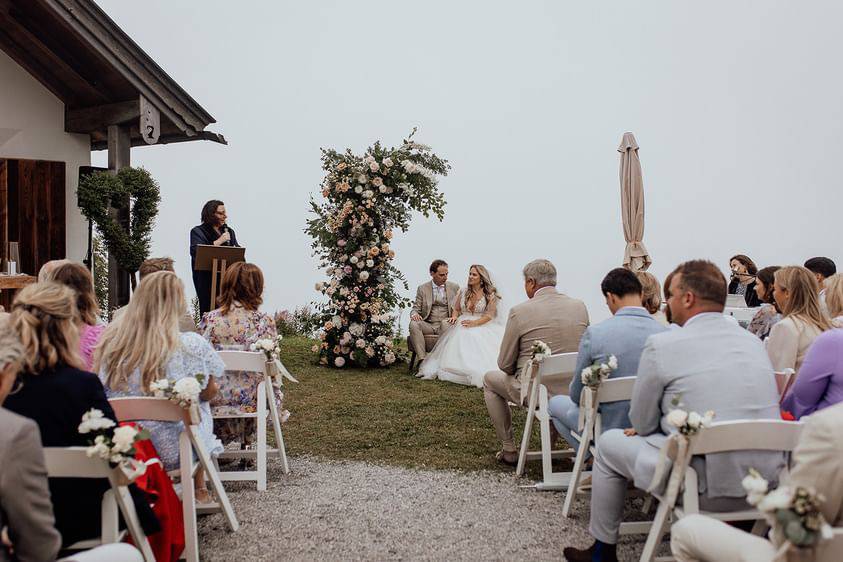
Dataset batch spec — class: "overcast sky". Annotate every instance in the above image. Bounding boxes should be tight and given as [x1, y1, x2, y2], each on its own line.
[95, 0, 843, 323]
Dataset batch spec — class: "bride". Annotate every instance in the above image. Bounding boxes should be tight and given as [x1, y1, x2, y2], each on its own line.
[418, 264, 505, 388]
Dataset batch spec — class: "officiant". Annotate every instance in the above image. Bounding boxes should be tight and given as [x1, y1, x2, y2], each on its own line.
[190, 199, 239, 315]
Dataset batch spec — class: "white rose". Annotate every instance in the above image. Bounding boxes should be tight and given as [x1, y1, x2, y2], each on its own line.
[78, 409, 116, 434]
[356, 339, 366, 348]
[354, 185, 363, 194]
[372, 177, 383, 187]
[369, 161, 379, 172]
[356, 261, 365, 269]
[580, 368, 592, 383]
[702, 410, 715, 426]
[111, 425, 138, 454]
[757, 486, 793, 512]
[384, 352, 396, 364]
[366, 259, 374, 268]
[357, 174, 368, 184]
[383, 157, 393, 167]
[742, 474, 769, 498]
[608, 355, 618, 370]
[350, 256, 359, 264]
[363, 190, 374, 199]
[687, 411, 702, 428]
[375, 335, 387, 345]
[666, 409, 688, 428]
[359, 271, 370, 281]
[379, 185, 388, 193]
[173, 377, 202, 401]
[599, 363, 608, 372]
[334, 357, 346, 367]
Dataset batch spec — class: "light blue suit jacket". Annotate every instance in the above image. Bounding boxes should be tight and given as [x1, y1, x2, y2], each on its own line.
[569, 307, 668, 433]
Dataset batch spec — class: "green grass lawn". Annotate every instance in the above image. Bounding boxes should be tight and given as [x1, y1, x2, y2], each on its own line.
[278, 336, 556, 477]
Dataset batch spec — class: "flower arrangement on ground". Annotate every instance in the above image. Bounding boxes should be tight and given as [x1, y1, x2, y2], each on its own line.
[743, 468, 833, 553]
[306, 129, 450, 368]
[581, 355, 618, 388]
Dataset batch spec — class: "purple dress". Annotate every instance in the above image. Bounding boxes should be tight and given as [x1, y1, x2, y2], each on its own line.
[781, 328, 843, 419]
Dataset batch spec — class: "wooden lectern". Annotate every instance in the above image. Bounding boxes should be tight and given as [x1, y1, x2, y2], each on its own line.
[194, 245, 246, 310]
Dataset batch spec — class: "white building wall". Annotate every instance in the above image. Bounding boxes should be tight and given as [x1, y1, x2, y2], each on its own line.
[0, 49, 91, 264]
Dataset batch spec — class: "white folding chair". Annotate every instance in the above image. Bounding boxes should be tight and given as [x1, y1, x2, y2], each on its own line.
[561, 376, 637, 517]
[632, 419, 804, 562]
[215, 350, 290, 490]
[109, 397, 239, 562]
[515, 352, 578, 489]
[43, 447, 156, 562]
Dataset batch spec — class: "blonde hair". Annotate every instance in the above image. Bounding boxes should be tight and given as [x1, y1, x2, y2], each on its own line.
[96, 271, 185, 393]
[0, 316, 25, 369]
[10, 282, 83, 373]
[470, 264, 500, 301]
[824, 274, 843, 321]
[37, 259, 71, 282]
[774, 266, 832, 332]
[636, 271, 662, 314]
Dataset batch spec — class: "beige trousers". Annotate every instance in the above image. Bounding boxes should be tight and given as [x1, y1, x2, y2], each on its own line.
[483, 370, 522, 452]
[409, 306, 452, 359]
[670, 515, 775, 562]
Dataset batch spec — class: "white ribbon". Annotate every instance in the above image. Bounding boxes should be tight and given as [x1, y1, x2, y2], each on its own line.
[646, 433, 693, 497]
[268, 359, 298, 386]
[519, 360, 538, 406]
[112, 457, 149, 486]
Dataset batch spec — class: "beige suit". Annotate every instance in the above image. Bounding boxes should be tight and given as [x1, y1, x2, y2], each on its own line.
[671, 402, 843, 561]
[0, 408, 62, 562]
[483, 286, 589, 452]
[408, 280, 460, 359]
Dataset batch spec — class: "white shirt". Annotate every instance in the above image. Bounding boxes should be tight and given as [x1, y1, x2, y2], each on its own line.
[432, 281, 447, 305]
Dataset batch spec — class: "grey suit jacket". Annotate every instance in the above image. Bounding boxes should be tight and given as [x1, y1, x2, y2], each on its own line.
[497, 287, 589, 377]
[569, 307, 668, 433]
[630, 312, 784, 498]
[410, 281, 460, 321]
[0, 408, 61, 562]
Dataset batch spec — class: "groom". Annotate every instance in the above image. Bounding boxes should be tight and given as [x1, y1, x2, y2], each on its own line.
[409, 259, 460, 364]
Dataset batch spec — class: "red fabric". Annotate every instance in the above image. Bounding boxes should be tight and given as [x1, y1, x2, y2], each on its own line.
[125, 423, 185, 562]
[780, 410, 796, 421]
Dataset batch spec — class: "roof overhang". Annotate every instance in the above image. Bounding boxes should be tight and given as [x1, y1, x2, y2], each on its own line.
[0, 0, 225, 149]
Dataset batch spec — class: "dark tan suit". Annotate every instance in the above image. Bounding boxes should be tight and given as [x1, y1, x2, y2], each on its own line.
[408, 280, 460, 359]
[483, 286, 589, 452]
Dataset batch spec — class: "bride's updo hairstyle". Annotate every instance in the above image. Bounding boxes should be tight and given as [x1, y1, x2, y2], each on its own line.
[470, 264, 501, 301]
[10, 281, 83, 374]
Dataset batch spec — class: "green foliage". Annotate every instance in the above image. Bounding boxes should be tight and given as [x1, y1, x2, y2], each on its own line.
[305, 129, 450, 369]
[77, 167, 161, 283]
[92, 233, 110, 321]
[275, 306, 320, 338]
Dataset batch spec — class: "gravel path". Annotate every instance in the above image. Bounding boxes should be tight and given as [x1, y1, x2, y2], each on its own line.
[198, 456, 665, 561]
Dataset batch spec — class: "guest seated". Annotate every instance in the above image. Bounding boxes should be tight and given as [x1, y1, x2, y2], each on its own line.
[43, 261, 105, 370]
[0, 316, 62, 561]
[671, 401, 843, 561]
[827, 274, 843, 325]
[199, 262, 285, 446]
[636, 271, 667, 325]
[728, 254, 761, 307]
[804, 256, 836, 316]
[3, 283, 124, 546]
[747, 265, 781, 340]
[548, 268, 667, 453]
[767, 266, 831, 374]
[97, 271, 223, 503]
[781, 274, 843, 418]
[563, 260, 783, 562]
[37, 258, 71, 281]
[112, 257, 197, 333]
[483, 259, 588, 466]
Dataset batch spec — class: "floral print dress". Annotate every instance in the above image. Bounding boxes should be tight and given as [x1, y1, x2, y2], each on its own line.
[200, 303, 287, 445]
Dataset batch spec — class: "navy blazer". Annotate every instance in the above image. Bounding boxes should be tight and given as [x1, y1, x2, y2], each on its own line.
[568, 307, 668, 433]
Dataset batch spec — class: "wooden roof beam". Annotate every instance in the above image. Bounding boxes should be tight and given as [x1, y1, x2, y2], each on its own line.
[65, 99, 138, 133]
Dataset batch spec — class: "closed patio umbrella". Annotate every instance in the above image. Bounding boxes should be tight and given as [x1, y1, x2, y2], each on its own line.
[618, 132, 651, 272]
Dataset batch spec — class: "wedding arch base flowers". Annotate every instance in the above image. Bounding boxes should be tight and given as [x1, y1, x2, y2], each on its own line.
[306, 129, 450, 369]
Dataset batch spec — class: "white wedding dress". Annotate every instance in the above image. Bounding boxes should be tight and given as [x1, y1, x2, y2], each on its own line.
[418, 288, 506, 388]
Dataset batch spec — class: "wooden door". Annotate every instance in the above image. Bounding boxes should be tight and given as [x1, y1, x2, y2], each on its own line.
[0, 158, 66, 276]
